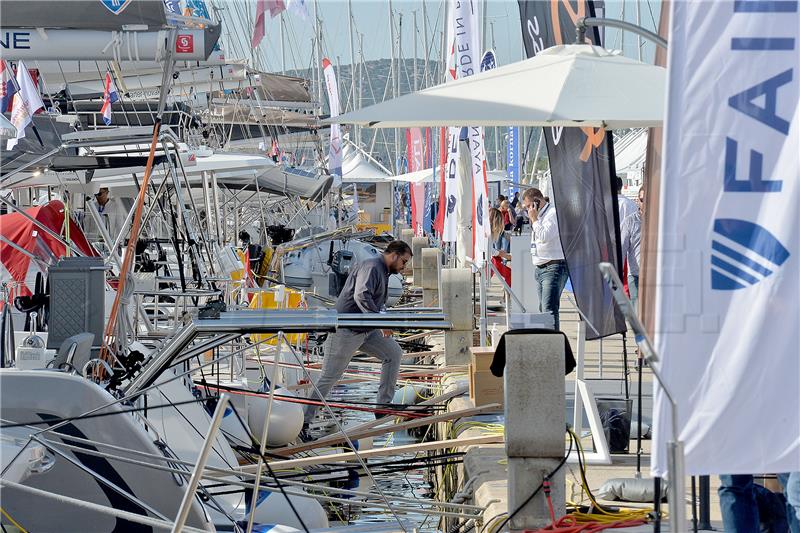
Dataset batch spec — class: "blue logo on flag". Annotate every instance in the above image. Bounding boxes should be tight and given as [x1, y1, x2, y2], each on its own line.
[480, 50, 496, 72]
[100, 0, 133, 15]
[711, 218, 789, 290]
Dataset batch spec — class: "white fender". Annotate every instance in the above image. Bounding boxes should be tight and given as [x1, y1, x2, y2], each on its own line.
[392, 383, 429, 406]
[246, 389, 304, 447]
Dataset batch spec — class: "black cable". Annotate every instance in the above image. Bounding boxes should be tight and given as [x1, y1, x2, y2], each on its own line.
[490, 428, 575, 533]
[225, 401, 309, 533]
[197, 381, 440, 413]
[0, 396, 211, 429]
[264, 461, 310, 533]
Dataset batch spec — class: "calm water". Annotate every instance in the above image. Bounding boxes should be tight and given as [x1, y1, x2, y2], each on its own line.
[309, 361, 442, 532]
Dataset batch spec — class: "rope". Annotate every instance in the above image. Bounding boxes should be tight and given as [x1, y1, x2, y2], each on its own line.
[0, 506, 28, 533]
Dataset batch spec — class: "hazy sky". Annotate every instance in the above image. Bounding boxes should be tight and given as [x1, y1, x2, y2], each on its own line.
[220, 0, 663, 74]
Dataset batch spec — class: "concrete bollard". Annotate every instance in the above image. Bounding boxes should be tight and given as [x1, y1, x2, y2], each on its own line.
[421, 248, 441, 307]
[400, 229, 415, 275]
[504, 333, 566, 531]
[400, 228, 415, 245]
[443, 330, 471, 365]
[442, 268, 474, 365]
[441, 268, 473, 330]
[411, 236, 429, 285]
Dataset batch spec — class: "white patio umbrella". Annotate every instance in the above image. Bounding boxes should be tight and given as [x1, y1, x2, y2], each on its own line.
[328, 44, 665, 129]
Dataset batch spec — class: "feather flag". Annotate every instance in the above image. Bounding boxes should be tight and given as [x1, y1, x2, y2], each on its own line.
[251, 0, 267, 48]
[7, 61, 44, 150]
[0, 60, 18, 113]
[100, 72, 120, 126]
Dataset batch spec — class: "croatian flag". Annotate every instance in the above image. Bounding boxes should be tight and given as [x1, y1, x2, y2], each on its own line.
[0, 60, 18, 112]
[100, 72, 119, 126]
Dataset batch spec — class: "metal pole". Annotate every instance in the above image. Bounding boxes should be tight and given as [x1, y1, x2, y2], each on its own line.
[576, 16, 668, 50]
[698, 476, 712, 530]
[171, 394, 230, 533]
[422, 0, 429, 87]
[313, 0, 322, 110]
[347, 0, 357, 143]
[635, 0, 643, 61]
[245, 333, 285, 533]
[654, 477, 662, 533]
[280, 12, 286, 73]
[413, 11, 419, 92]
[478, 260, 488, 346]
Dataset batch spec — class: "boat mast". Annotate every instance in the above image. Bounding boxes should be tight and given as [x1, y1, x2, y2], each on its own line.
[313, 0, 322, 111]
[413, 11, 418, 92]
[397, 11, 403, 172]
[280, 11, 286, 73]
[347, 0, 357, 146]
[422, 0, 429, 88]
[388, 0, 398, 174]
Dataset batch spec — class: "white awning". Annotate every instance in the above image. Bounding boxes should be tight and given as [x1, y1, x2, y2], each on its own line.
[328, 45, 665, 130]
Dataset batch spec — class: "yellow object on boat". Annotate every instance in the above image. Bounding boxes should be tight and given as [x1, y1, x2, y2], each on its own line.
[249, 288, 307, 346]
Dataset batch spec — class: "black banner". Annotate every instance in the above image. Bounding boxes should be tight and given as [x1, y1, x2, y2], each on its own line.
[518, 0, 625, 340]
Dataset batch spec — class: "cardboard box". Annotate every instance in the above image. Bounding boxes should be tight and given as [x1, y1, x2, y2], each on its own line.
[469, 363, 505, 407]
[470, 346, 496, 372]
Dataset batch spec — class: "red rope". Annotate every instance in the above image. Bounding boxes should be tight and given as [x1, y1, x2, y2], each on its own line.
[198, 383, 429, 418]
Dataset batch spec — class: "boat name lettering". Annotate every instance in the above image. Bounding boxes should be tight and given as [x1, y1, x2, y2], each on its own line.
[0, 31, 31, 50]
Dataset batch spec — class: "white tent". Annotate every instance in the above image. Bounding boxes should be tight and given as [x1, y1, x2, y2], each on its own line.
[340, 142, 392, 183]
[329, 45, 665, 129]
[391, 166, 509, 184]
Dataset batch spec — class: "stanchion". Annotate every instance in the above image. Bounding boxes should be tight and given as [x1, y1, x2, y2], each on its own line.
[699, 475, 712, 530]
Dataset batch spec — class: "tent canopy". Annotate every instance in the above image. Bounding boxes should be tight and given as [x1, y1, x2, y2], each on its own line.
[329, 45, 665, 130]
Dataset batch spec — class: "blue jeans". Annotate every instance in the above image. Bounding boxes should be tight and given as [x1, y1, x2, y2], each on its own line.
[534, 260, 569, 331]
[628, 274, 639, 311]
[779, 473, 800, 532]
[720, 474, 797, 533]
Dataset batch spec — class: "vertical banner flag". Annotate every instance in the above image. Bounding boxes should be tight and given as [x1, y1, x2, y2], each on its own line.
[449, 0, 481, 257]
[322, 58, 343, 186]
[470, 50, 496, 267]
[440, 0, 462, 243]
[434, 127, 448, 235]
[518, 0, 625, 340]
[652, 1, 799, 476]
[407, 128, 426, 235]
[7, 61, 44, 150]
[507, 126, 520, 194]
[443, 126, 461, 242]
[423, 129, 433, 234]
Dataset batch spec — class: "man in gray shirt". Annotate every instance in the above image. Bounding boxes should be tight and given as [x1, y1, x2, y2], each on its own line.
[620, 187, 644, 310]
[302, 240, 413, 435]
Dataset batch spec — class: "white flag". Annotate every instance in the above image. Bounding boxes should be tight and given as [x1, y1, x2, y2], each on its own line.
[441, 0, 460, 244]
[442, 126, 461, 243]
[7, 61, 44, 150]
[653, 1, 799, 476]
[450, 0, 486, 264]
[322, 57, 342, 186]
[469, 50, 496, 268]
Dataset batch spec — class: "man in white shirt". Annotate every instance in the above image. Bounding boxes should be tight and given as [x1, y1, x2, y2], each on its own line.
[522, 187, 569, 330]
[615, 176, 637, 224]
